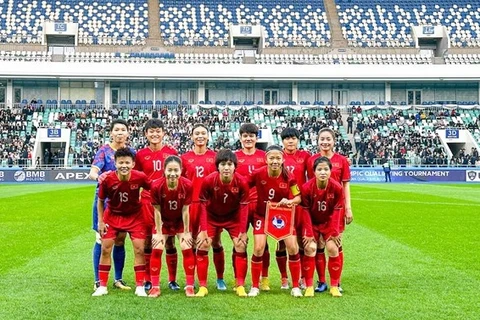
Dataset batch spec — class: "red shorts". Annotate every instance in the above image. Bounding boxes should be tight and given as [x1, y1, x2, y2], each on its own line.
[103, 209, 146, 240]
[247, 201, 256, 230]
[190, 201, 201, 236]
[142, 198, 155, 230]
[252, 215, 265, 235]
[339, 207, 346, 233]
[153, 221, 184, 236]
[312, 223, 337, 243]
[294, 206, 304, 236]
[206, 219, 241, 239]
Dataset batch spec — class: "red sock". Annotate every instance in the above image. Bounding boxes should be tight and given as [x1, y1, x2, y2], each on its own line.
[234, 252, 248, 286]
[262, 244, 270, 278]
[328, 255, 342, 287]
[98, 264, 110, 287]
[251, 255, 263, 288]
[196, 250, 209, 287]
[182, 249, 195, 287]
[144, 249, 152, 282]
[276, 250, 288, 279]
[302, 255, 315, 287]
[339, 247, 344, 283]
[134, 265, 145, 287]
[150, 248, 163, 287]
[165, 248, 178, 282]
[316, 249, 327, 283]
[213, 246, 225, 279]
[288, 254, 301, 288]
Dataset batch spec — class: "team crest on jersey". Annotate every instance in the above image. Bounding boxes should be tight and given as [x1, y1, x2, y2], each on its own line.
[131, 184, 139, 190]
[298, 158, 304, 163]
[261, 180, 267, 185]
[279, 183, 287, 188]
[206, 158, 214, 163]
[231, 187, 239, 193]
[333, 163, 340, 167]
[327, 193, 334, 199]
[179, 193, 185, 199]
[257, 158, 263, 162]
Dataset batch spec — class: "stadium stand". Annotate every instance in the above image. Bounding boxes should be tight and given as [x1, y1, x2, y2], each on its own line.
[0, 50, 52, 62]
[0, 0, 148, 45]
[5, 101, 478, 169]
[5, 50, 433, 65]
[255, 53, 431, 64]
[336, 0, 480, 48]
[159, 0, 330, 47]
[444, 53, 480, 64]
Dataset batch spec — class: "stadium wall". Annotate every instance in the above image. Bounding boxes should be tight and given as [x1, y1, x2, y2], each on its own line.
[1, 168, 480, 183]
[2, 62, 480, 81]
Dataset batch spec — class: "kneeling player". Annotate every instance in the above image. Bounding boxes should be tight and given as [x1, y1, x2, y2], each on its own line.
[300, 156, 344, 297]
[149, 156, 196, 297]
[195, 149, 250, 297]
[93, 148, 152, 297]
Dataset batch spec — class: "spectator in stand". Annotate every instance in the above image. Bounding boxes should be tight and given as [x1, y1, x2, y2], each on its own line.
[346, 114, 354, 134]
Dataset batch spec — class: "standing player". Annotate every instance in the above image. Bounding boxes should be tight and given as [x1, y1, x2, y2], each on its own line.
[247, 145, 303, 298]
[149, 156, 196, 297]
[88, 119, 131, 291]
[301, 156, 345, 297]
[134, 119, 180, 291]
[180, 124, 221, 287]
[307, 128, 353, 293]
[280, 127, 311, 289]
[234, 123, 272, 291]
[92, 148, 152, 297]
[195, 149, 250, 297]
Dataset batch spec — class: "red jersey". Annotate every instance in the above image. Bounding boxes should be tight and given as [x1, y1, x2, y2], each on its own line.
[98, 170, 152, 216]
[235, 149, 266, 201]
[181, 149, 217, 202]
[301, 178, 344, 227]
[234, 149, 266, 177]
[283, 149, 311, 186]
[199, 172, 249, 232]
[134, 145, 178, 199]
[248, 166, 300, 217]
[150, 176, 193, 226]
[307, 152, 351, 184]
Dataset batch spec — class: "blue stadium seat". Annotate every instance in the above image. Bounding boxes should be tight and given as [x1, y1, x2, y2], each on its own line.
[159, 1, 330, 47]
[0, 1, 149, 45]
[336, 0, 480, 48]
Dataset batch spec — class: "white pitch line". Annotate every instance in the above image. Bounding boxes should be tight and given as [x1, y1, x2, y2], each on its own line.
[351, 198, 480, 206]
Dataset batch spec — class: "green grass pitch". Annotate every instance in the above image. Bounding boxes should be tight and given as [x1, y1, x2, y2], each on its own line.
[0, 183, 479, 320]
